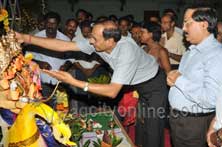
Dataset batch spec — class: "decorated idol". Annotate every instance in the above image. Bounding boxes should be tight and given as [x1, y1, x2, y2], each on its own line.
[0, 30, 75, 147]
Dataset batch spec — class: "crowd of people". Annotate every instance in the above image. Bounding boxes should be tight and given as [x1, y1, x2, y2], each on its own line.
[1, 4, 222, 147]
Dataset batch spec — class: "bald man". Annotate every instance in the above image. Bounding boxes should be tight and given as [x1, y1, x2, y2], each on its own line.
[16, 21, 168, 147]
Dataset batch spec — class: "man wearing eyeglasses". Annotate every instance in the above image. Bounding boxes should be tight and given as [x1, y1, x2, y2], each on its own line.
[167, 5, 222, 147]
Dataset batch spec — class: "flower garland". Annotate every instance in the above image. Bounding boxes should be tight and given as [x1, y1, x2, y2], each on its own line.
[0, 9, 9, 32]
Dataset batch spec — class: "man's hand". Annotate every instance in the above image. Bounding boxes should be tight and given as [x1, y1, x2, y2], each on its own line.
[207, 128, 217, 147]
[167, 70, 181, 86]
[43, 70, 75, 85]
[207, 118, 217, 147]
[15, 32, 26, 44]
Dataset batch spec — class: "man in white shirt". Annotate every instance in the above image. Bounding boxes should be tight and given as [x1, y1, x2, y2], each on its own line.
[163, 8, 183, 35]
[118, 17, 132, 37]
[64, 18, 78, 41]
[161, 14, 186, 69]
[75, 9, 89, 41]
[26, 11, 70, 99]
[167, 6, 222, 147]
[30, 13, 45, 35]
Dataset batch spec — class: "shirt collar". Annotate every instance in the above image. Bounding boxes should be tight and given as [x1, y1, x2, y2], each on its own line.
[162, 29, 177, 39]
[189, 34, 215, 53]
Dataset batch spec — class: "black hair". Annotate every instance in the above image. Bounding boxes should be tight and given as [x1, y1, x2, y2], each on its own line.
[87, 12, 93, 19]
[80, 20, 92, 29]
[142, 22, 162, 42]
[131, 22, 142, 28]
[44, 11, 61, 24]
[96, 16, 109, 23]
[118, 17, 130, 26]
[186, 5, 217, 34]
[103, 28, 121, 42]
[163, 9, 176, 15]
[108, 15, 118, 21]
[163, 9, 177, 19]
[75, 9, 88, 18]
[65, 18, 78, 26]
[162, 13, 176, 23]
[125, 14, 134, 22]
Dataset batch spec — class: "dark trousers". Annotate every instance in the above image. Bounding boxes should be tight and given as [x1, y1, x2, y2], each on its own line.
[134, 69, 168, 147]
[169, 111, 215, 147]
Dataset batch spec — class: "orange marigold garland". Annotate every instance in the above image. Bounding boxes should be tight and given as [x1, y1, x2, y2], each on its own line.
[0, 8, 9, 32]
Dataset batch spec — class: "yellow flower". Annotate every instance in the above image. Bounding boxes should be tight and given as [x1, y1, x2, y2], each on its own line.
[3, 19, 9, 25]
[0, 9, 9, 32]
[0, 16, 4, 21]
[24, 53, 33, 62]
[0, 9, 8, 21]
[4, 26, 9, 32]
[1, 9, 8, 17]
[0, 16, 5, 21]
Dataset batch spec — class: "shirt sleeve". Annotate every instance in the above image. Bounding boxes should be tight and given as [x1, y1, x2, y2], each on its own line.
[175, 57, 222, 109]
[76, 40, 95, 55]
[111, 43, 138, 85]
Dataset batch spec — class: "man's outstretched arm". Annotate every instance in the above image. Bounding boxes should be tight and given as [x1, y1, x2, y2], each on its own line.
[15, 32, 80, 52]
[43, 70, 123, 99]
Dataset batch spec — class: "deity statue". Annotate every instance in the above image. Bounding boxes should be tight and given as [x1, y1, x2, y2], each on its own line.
[0, 31, 75, 147]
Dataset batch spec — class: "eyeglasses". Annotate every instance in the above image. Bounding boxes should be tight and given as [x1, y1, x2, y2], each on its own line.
[183, 19, 195, 27]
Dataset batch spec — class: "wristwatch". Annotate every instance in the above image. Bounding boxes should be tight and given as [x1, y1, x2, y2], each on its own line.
[83, 82, 89, 92]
